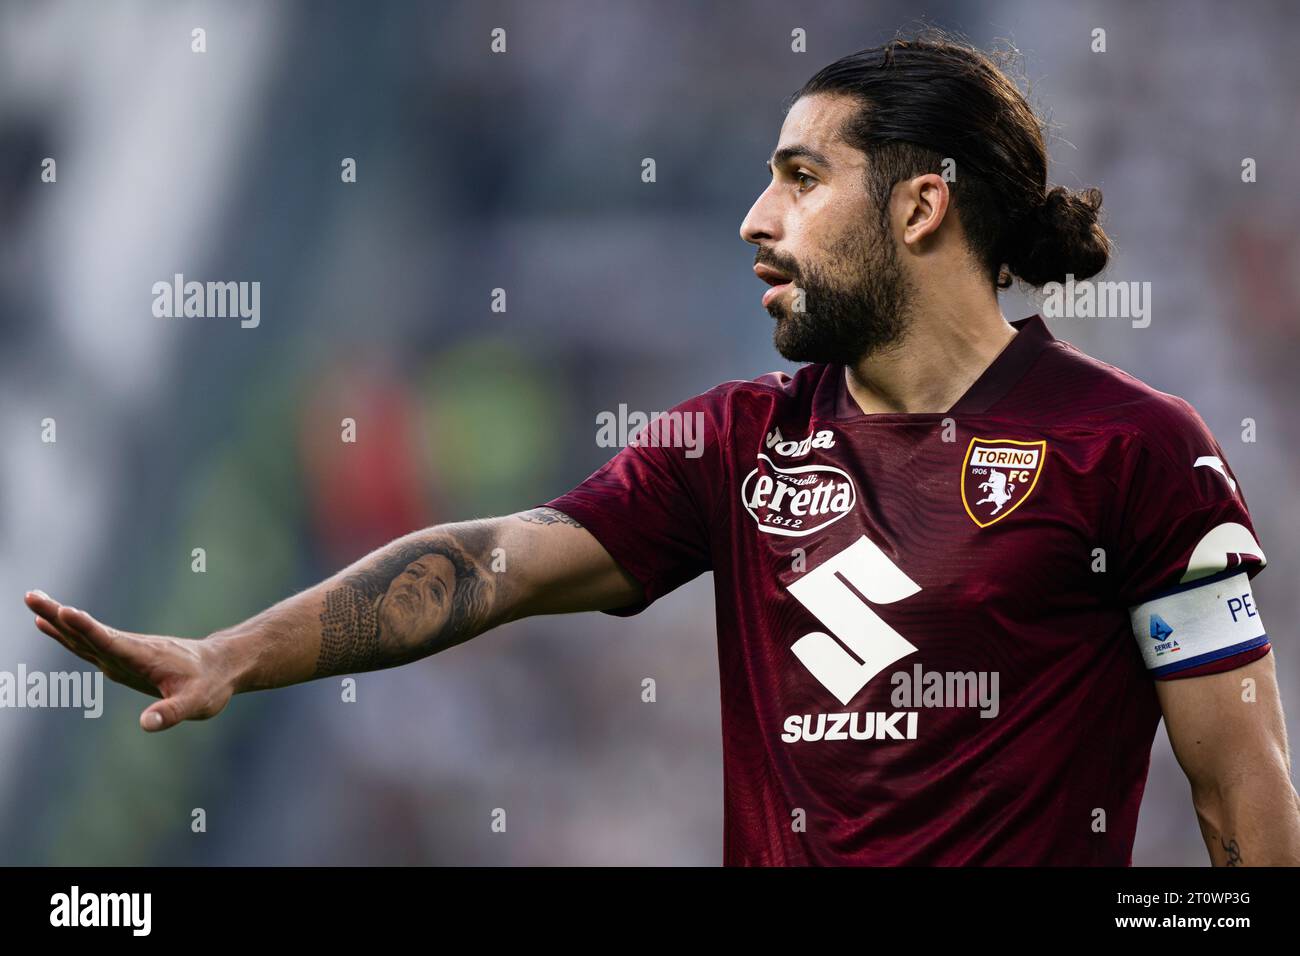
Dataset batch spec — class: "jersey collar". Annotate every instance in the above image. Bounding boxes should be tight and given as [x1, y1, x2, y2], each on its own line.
[823, 314, 1055, 420]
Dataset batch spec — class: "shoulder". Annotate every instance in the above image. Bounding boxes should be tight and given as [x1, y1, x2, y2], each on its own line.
[1022, 336, 1218, 452]
[671, 363, 828, 424]
[1023, 335, 1237, 508]
[696, 362, 825, 401]
[645, 365, 829, 466]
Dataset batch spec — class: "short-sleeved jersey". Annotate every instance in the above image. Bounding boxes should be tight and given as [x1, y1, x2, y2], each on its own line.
[541, 314, 1269, 865]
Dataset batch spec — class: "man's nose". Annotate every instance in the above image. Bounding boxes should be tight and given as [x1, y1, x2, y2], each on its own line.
[739, 188, 780, 245]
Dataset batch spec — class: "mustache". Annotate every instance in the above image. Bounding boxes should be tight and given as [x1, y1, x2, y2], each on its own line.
[754, 252, 801, 280]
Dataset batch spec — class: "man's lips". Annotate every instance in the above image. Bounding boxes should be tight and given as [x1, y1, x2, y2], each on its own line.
[762, 281, 794, 308]
[754, 263, 795, 307]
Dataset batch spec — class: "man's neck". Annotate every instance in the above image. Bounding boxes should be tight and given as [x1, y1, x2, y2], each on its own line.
[844, 300, 1017, 416]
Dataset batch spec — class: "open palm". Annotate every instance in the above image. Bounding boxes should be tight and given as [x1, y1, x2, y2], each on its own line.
[23, 590, 233, 731]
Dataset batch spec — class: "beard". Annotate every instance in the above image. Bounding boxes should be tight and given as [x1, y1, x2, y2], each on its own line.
[765, 213, 912, 365]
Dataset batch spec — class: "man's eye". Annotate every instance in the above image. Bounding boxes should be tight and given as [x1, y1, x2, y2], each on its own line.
[795, 172, 815, 192]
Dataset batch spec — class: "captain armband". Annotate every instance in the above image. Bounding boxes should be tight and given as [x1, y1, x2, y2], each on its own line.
[1128, 570, 1267, 678]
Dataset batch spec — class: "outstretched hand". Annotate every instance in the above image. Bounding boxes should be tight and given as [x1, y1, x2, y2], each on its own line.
[24, 590, 234, 732]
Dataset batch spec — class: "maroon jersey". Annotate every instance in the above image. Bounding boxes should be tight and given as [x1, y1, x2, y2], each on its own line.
[541, 315, 1270, 865]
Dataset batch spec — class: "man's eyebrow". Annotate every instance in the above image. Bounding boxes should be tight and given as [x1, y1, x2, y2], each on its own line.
[766, 144, 832, 172]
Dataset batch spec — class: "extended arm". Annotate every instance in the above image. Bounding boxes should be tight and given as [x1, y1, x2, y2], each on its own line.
[25, 507, 640, 731]
[1157, 651, 1300, 865]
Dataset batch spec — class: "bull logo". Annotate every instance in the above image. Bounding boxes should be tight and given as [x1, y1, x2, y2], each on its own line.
[960, 437, 1047, 528]
[976, 470, 1016, 514]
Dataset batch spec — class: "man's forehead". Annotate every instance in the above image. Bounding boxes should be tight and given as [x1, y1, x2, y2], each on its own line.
[772, 94, 862, 167]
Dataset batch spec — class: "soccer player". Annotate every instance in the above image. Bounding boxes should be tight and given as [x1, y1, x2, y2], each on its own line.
[25, 35, 1300, 866]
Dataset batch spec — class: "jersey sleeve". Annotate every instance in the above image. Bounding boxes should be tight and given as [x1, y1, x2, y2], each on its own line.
[1111, 398, 1269, 680]
[536, 387, 731, 616]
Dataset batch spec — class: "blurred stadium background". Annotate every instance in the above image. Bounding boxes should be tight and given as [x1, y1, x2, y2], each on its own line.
[1, 0, 1297, 865]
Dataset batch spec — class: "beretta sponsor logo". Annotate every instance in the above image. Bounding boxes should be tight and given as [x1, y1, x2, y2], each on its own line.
[742, 453, 856, 536]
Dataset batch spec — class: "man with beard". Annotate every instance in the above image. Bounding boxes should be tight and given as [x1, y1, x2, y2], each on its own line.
[26, 33, 1299, 866]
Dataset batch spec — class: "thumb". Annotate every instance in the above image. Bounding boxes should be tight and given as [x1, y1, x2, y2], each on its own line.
[140, 694, 199, 732]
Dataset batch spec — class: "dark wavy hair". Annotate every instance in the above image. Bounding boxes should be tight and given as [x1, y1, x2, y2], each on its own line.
[794, 31, 1110, 288]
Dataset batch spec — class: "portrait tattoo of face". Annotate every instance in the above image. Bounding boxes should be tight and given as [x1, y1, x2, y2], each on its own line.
[315, 539, 492, 676]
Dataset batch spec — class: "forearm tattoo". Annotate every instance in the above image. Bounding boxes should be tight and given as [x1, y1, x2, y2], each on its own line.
[314, 531, 495, 677]
[517, 507, 583, 528]
[318, 585, 381, 675]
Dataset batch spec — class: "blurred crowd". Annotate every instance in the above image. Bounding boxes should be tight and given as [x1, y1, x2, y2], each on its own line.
[1, 0, 1296, 865]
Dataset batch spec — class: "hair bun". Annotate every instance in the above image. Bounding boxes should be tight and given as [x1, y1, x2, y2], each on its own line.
[1004, 185, 1110, 287]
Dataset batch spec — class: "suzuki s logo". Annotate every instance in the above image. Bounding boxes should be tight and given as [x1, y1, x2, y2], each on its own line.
[742, 453, 856, 536]
[960, 437, 1047, 528]
[787, 535, 920, 705]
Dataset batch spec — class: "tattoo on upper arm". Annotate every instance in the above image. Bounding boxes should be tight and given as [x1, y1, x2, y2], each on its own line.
[1220, 836, 1242, 866]
[315, 533, 495, 677]
[517, 507, 584, 528]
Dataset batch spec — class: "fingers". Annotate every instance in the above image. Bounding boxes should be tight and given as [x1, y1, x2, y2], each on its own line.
[26, 591, 105, 665]
[26, 594, 164, 698]
[27, 593, 123, 657]
[26, 589, 70, 632]
[33, 615, 103, 667]
[57, 606, 128, 658]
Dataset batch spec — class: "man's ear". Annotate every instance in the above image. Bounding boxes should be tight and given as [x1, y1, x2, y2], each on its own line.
[899, 172, 951, 246]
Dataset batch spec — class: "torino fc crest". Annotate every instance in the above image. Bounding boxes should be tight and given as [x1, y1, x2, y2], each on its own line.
[960, 437, 1047, 528]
